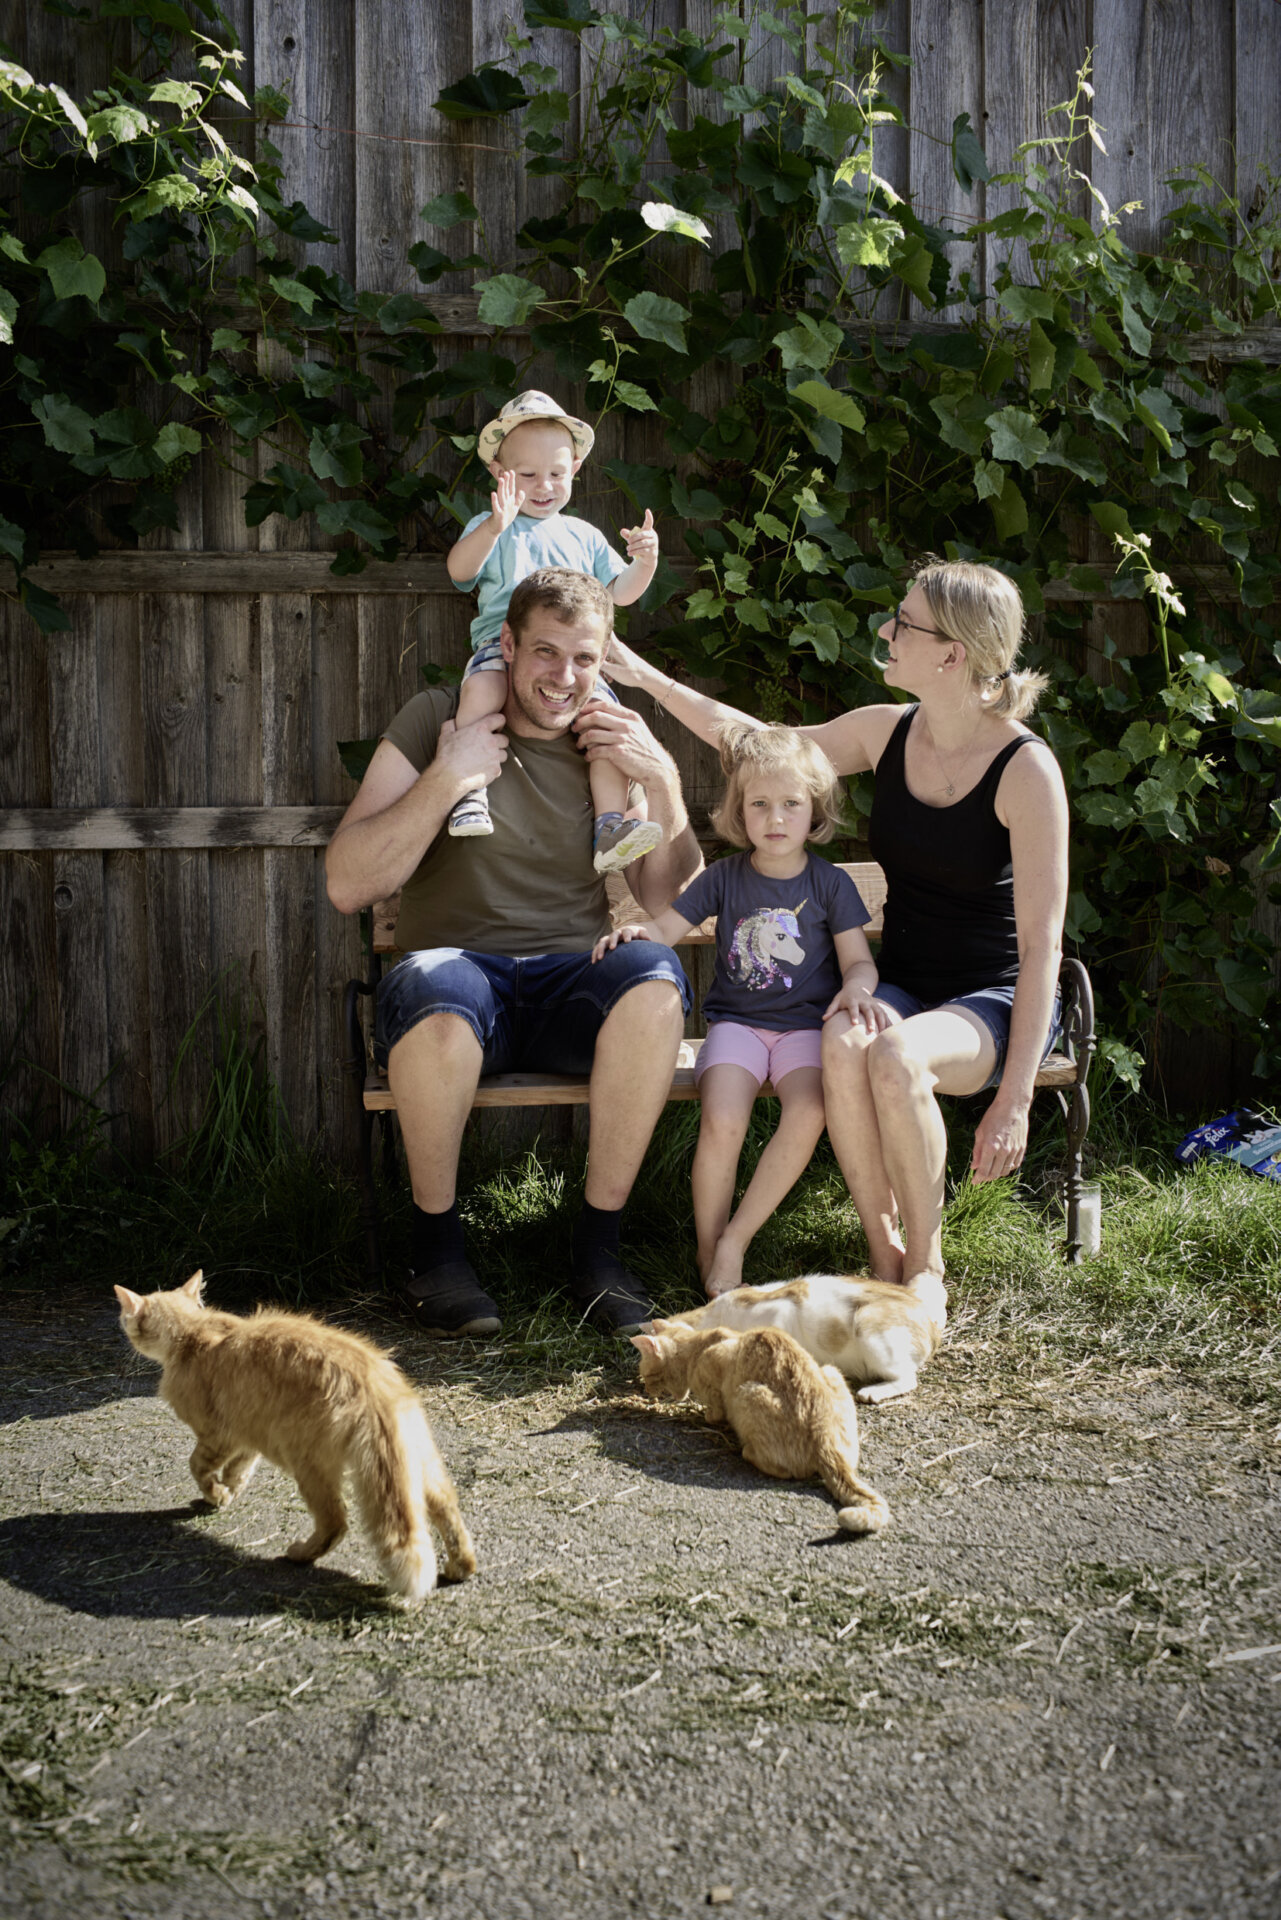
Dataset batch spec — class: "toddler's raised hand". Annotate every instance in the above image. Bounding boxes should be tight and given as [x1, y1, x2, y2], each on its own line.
[489, 467, 526, 533]
[620, 508, 659, 563]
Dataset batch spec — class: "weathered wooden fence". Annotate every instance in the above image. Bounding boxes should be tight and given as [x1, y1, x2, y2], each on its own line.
[3, 1, 1279, 1156]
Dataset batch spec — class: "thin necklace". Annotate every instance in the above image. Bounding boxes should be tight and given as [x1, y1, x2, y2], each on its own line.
[921, 706, 985, 797]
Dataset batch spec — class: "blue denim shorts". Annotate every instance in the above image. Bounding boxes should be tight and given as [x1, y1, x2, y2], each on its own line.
[871, 982, 1062, 1092]
[374, 942, 691, 1077]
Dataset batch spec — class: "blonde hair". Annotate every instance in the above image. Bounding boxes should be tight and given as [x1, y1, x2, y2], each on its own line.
[710, 722, 845, 847]
[912, 557, 1049, 721]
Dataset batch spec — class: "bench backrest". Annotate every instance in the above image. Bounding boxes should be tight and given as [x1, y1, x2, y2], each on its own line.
[371, 860, 887, 956]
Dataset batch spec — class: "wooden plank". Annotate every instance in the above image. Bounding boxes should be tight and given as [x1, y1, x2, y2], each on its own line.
[1091, 0, 1233, 252]
[93, 592, 151, 1155]
[983, 0, 1092, 285]
[46, 597, 112, 1134]
[253, 0, 356, 280]
[354, 3, 469, 297]
[909, 0, 985, 305]
[0, 808, 345, 851]
[141, 588, 212, 1152]
[262, 592, 319, 1134]
[1234, 0, 1281, 222]
[21, 550, 1253, 601]
[0, 599, 57, 1132]
[311, 590, 364, 1155]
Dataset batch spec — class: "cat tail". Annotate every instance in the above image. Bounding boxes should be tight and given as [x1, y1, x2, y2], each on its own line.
[816, 1367, 891, 1535]
[352, 1398, 438, 1603]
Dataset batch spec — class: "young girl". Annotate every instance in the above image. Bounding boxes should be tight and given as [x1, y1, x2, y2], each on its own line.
[593, 725, 891, 1297]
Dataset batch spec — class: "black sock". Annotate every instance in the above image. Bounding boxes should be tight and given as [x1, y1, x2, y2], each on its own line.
[573, 1200, 623, 1273]
[410, 1201, 466, 1277]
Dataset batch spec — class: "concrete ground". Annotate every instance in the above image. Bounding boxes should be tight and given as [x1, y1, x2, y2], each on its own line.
[2, 1284, 1279, 1920]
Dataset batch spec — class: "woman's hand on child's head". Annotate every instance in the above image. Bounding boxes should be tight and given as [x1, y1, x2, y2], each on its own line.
[620, 508, 659, 562]
[489, 467, 526, 532]
[599, 633, 645, 687]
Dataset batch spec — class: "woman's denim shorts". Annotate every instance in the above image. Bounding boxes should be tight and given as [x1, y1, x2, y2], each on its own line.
[871, 981, 1062, 1092]
[374, 941, 691, 1078]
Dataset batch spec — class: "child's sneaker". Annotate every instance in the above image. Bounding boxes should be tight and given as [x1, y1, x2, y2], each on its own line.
[592, 814, 663, 873]
[448, 789, 493, 838]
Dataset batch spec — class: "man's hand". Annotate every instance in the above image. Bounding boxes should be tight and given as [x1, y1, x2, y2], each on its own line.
[487, 467, 526, 535]
[619, 508, 659, 565]
[573, 697, 675, 789]
[436, 712, 509, 798]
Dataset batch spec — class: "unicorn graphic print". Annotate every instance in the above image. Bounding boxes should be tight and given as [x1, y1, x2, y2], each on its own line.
[726, 900, 808, 991]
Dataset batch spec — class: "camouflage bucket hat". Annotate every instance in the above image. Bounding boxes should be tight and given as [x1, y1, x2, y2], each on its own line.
[477, 389, 595, 465]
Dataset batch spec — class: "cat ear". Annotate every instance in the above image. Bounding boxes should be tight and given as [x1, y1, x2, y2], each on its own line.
[630, 1335, 660, 1356]
[114, 1285, 143, 1316]
[182, 1270, 205, 1301]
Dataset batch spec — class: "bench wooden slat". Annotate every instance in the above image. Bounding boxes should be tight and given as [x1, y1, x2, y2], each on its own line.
[362, 1038, 1081, 1112]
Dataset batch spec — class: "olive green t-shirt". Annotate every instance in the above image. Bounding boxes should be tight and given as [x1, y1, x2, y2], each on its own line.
[383, 688, 617, 957]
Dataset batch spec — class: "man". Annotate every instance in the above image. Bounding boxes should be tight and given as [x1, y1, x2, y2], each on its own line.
[326, 568, 701, 1338]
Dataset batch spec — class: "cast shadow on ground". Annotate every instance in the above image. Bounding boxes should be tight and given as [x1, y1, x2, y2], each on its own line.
[533, 1397, 865, 1550]
[0, 1309, 158, 1422]
[0, 1505, 401, 1622]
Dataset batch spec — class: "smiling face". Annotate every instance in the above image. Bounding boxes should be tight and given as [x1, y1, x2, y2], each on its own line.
[741, 772, 815, 863]
[490, 420, 580, 519]
[499, 606, 609, 737]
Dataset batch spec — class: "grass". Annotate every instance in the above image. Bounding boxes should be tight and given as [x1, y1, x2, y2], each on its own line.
[2, 1003, 1278, 1405]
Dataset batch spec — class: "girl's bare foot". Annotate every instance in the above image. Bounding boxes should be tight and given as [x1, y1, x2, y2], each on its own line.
[704, 1239, 744, 1299]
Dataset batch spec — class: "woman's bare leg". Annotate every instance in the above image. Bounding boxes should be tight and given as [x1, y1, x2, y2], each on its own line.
[821, 1013, 905, 1283]
[704, 1065, 827, 1296]
[691, 1064, 758, 1291]
[863, 1009, 996, 1283]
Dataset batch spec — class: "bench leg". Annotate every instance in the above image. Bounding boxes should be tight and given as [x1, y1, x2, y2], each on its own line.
[343, 974, 384, 1283]
[1061, 1080, 1092, 1264]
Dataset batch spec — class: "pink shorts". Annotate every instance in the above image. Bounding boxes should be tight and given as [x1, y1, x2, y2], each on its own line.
[693, 1021, 823, 1091]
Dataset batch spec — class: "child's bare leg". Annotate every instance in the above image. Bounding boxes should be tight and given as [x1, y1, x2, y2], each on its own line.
[691, 1064, 758, 1294]
[705, 1066, 826, 1296]
[449, 666, 507, 836]
[589, 728, 664, 873]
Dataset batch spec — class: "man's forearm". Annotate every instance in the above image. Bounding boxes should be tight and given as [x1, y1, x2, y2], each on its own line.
[628, 759, 702, 914]
[326, 763, 457, 912]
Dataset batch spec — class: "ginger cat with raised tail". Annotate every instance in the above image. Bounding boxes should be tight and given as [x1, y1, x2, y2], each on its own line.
[658, 1271, 946, 1404]
[631, 1321, 891, 1534]
[114, 1272, 476, 1602]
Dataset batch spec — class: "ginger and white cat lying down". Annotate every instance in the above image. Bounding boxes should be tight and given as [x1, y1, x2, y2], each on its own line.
[656, 1272, 946, 1404]
[632, 1321, 890, 1533]
[114, 1272, 475, 1602]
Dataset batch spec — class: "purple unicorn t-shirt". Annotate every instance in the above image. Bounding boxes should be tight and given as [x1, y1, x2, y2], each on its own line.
[672, 852, 870, 1033]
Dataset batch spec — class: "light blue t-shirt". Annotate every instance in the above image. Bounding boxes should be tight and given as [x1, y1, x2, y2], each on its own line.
[455, 513, 628, 650]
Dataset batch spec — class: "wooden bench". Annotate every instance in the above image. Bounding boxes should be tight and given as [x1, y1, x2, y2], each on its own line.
[343, 863, 1095, 1276]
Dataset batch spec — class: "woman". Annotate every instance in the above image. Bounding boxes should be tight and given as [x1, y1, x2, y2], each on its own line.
[604, 557, 1069, 1290]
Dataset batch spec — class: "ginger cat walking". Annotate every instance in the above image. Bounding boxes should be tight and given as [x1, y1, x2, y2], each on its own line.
[115, 1272, 476, 1601]
[632, 1320, 890, 1533]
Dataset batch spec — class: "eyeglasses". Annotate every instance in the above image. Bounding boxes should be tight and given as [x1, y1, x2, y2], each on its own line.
[889, 606, 948, 642]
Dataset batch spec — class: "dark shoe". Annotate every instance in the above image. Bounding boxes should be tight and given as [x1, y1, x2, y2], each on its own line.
[571, 1256, 656, 1336]
[393, 1263, 501, 1337]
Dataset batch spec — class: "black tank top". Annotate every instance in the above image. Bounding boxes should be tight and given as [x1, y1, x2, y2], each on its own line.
[867, 705, 1043, 1002]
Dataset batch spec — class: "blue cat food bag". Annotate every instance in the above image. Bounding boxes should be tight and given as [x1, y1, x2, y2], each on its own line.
[1175, 1110, 1281, 1184]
